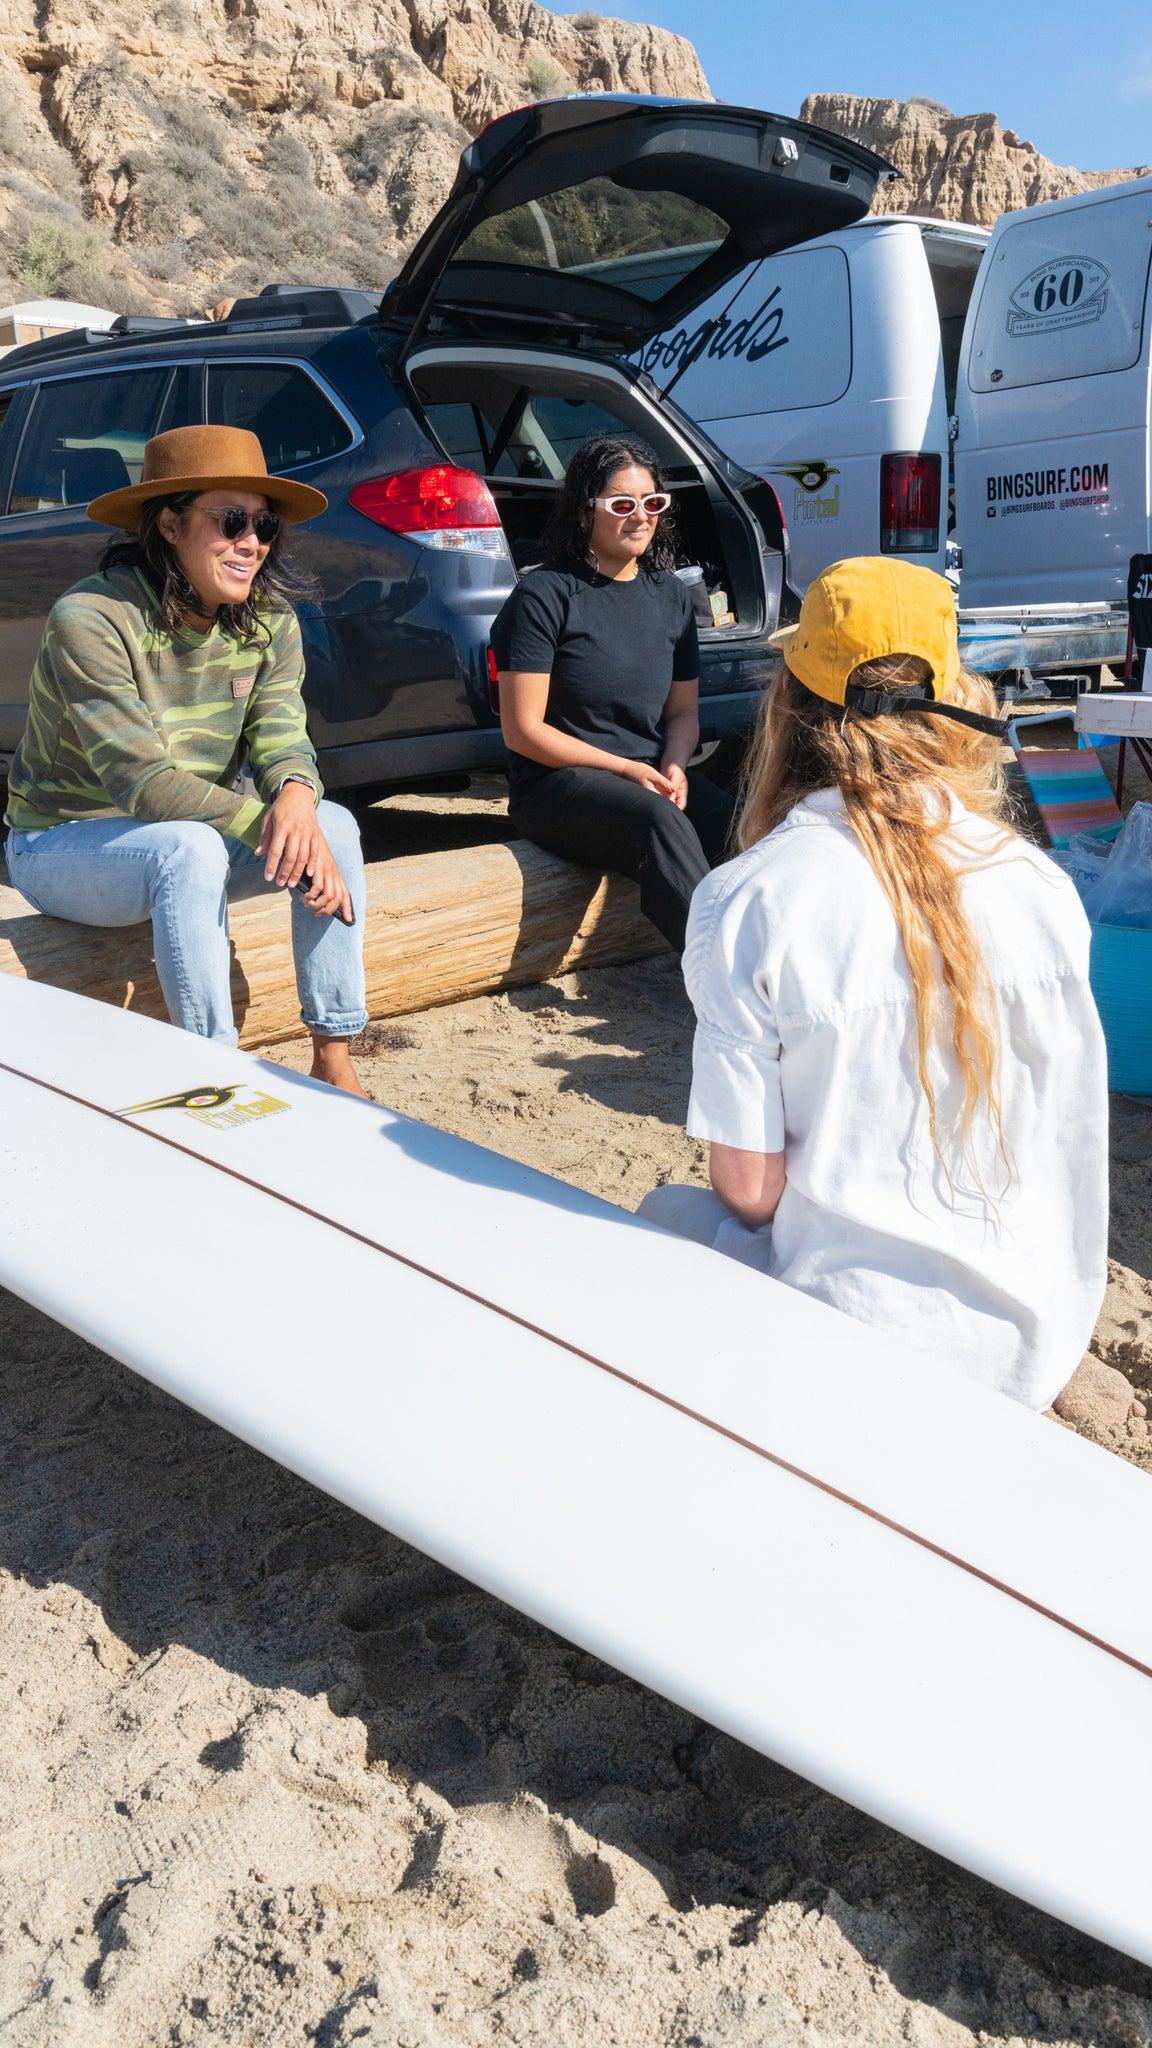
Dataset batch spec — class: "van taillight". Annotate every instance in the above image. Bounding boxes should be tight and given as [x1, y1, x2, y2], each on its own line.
[880, 453, 941, 554]
[349, 467, 507, 554]
[487, 646, 500, 714]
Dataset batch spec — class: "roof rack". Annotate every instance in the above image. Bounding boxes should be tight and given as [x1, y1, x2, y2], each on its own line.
[219, 285, 382, 328]
[0, 287, 382, 373]
[0, 314, 197, 371]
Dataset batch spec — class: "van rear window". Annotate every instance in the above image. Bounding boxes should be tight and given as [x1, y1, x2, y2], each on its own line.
[967, 192, 1152, 393]
[633, 244, 851, 417]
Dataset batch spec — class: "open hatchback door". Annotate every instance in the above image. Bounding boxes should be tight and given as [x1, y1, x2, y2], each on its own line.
[382, 94, 894, 355]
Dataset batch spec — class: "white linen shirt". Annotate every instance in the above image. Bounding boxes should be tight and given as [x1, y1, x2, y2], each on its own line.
[683, 787, 1109, 1409]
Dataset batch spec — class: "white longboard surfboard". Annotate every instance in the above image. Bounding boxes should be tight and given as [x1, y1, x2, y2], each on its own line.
[1, 975, 1150, 1966]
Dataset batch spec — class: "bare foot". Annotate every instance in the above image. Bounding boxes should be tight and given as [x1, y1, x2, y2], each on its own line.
[1053, 1354, 1148, 1437]
[309, 1035, 369, 1098]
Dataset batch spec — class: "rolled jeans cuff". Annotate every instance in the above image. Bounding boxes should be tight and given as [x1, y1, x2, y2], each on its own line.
[300, 1005, 368, 1039]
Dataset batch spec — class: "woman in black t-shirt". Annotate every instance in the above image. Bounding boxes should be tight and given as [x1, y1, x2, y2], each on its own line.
[490, 432, 734, 953]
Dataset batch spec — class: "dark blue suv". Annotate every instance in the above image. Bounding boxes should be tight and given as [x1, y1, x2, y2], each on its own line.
[0, 96, 888, 801]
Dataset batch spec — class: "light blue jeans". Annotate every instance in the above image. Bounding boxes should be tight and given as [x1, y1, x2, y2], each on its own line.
[6, 802, 368, 1047]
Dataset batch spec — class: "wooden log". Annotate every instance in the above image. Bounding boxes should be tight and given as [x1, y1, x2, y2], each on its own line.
[0, 842, 667, 1048]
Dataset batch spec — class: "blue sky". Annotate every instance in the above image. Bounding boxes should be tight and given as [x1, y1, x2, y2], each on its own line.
[598, 0, 1151, 173]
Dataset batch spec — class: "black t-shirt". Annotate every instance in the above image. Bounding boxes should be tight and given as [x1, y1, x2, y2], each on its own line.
[489, 560, 700, 802]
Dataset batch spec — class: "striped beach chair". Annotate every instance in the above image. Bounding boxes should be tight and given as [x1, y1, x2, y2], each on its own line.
[1008, 729, 1123, 849]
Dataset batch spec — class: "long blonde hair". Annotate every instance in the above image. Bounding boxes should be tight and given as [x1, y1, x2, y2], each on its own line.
[739, 655, 1016, 1189]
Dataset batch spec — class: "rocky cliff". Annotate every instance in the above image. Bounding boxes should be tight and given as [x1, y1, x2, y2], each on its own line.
[801, 94, 1152, 229]
[4, 20, 1150, 324]
[0, 0, 708, 313]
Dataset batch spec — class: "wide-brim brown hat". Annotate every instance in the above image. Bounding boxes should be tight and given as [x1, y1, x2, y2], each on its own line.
[87, 425, 328, 531]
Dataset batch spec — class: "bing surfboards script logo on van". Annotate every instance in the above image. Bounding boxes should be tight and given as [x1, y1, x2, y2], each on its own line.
[1006, 258, 1109, 338]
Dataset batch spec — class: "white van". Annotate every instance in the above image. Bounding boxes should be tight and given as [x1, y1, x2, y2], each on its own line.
[635, 214, 987, 590]
[953, 175, 1152, 609]
[644, 186, 1151, 682]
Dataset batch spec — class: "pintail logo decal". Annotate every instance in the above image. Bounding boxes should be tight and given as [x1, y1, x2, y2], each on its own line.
[120, 1084, 290, 1130]
[124, 1087, 237, 1113]
[772, 462, 841, 527]
[772, 462, 839, 494]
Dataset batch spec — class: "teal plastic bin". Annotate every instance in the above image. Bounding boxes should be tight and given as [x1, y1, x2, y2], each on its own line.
[1089, 924, 1152, 1097]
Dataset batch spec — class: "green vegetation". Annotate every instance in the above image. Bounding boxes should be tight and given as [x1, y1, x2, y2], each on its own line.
[14, 220, 104, 296]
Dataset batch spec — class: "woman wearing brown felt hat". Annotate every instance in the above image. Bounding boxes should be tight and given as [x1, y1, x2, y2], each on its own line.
[4, 426, 368, 1091]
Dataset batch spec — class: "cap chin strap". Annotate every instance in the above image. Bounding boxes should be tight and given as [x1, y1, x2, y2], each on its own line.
[842, 680, 1010, 740]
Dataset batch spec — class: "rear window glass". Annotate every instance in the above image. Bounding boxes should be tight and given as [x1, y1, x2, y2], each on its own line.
[416, 372, 691, 484]
[967, 192, 1152, 393]
[633, 244, 852, 416]
[206, 363, 353, 470]
[525, 393, 641, 470]
[457, 178, 727, 304]
[9, 368, 172, 513]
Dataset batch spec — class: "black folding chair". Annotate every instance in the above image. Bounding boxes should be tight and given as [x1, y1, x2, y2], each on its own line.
[1117, 554, 1152, 805]
[1127, 554, 1152, 686]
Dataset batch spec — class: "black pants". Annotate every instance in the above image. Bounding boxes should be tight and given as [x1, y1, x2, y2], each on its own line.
[510, 766, 736, 953]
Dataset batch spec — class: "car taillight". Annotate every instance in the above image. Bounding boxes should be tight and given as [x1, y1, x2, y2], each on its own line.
[486, 646, 500, 714]
[757, 477, 785, 528]
[349, 467, 508, 555]
[880, 453, 941, 554]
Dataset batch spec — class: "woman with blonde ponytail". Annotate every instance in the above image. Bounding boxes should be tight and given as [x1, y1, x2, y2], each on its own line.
[639, 558, 1127, 1418]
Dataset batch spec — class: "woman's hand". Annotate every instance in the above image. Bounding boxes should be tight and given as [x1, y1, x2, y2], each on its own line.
[256, 784, 353, 921]
[660, 684, 698, 811]
[618, 757, 678, 800]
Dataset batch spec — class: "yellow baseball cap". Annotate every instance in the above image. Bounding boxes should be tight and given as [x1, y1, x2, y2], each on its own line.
[769, 556, 960, 698]
[768, 556, 1007, 738]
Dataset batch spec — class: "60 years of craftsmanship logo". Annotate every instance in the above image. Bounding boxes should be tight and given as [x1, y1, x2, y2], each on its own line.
[1006, 256, 1110, 338]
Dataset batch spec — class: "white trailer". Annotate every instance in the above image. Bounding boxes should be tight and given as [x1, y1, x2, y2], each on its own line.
[0, 299, 118, 358]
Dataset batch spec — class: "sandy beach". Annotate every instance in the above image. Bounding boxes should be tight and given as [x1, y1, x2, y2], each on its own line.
[2, 777, 1151, 2045]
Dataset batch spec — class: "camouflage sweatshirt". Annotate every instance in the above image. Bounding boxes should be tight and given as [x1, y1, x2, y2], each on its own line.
[4, 564, 321, 848]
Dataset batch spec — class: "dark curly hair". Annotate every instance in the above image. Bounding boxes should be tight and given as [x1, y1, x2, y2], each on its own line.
[542, 431, 679, 574]
[100, 493, 314, 643]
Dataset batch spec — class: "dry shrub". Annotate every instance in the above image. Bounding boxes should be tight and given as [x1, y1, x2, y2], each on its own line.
[523, 57, 567, 95]
[164, 103, 233, 162]
[0, 100, 28, 158]
[154, 0, 196, 31]
[343, 106, 442, 189]
[0, 94, 83, 198]
[261, 135, 313, 182]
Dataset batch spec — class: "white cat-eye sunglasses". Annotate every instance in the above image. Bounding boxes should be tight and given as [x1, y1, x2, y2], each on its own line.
[591, 492, 673, 518]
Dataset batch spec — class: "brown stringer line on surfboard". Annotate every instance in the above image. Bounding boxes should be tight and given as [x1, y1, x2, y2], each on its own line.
[4, 1052, 1150, 1688]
